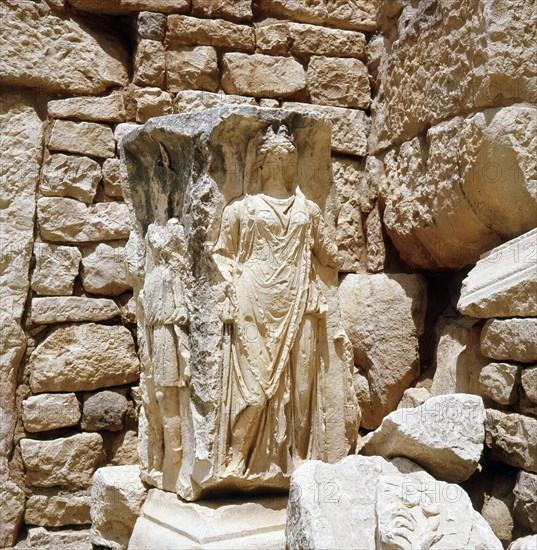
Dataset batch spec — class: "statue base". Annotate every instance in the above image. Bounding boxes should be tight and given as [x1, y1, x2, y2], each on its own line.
[128, 489, 287, 549]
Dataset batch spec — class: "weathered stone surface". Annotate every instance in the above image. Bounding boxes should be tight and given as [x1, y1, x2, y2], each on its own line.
[340, 273, 427, 428]
[167, 15, 255, 51]
[49, 120, 115, 158]
[509, 535, 537, 550]
[30, 297, 120, 324]
[25, 492, 91, 526]
[259, 0, 377, 31]
[115, 123, 141, 148]
[282, 102, 370, 156]
[397, 387, 430, 409]
[0, 1, 128, 94]
[20, 433, 106, 488]
[137, 11, 166, 40]
[431, 315, 489, 397]
[82, 391, 128, 431]
[134, 40, 166, 88]
[485, 410, 537, 472]
[38, 197, 131, 242]
[287, 455, 502, 550]
[102, 158, 123, 198]
[307, 56, 370, 109]
[48, 93, 126, 123]
[29, 323, 140, 393]
[173, 90, 256, 113]
[459, 230, 537, 319]
[480, 469, 516, 545]
[109, 430, 139, 466]
[521, 366, 537, 404]
[0, 480, 25, 548]
[361, 394, 485, 483]
[132, 88, 173, 124]
[371, 0, 537, 151]
[192, 0, 252, 21]
[514, 470, 537, 532]
[81, 242, 130, 296]
[68, 0, 189, 13]
[22, 393, 81, 432]
[27, 527, 92, 549]
[479, 362, 520, 405]
[222, 53, 306, 98]
[41, 154, 101, 204]
[90, 465, 146, 549]
[481, 318, 537, 363]
[31, 243, 81, 296]
[166, 46, 219, 93]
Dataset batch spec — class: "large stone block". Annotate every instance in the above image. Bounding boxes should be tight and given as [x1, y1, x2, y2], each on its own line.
[38, 197, 131, 242]
[513, 470, 537, 532]
[20, 433, 106, 488]
[49, 120, 115, 158]
[29, 323, 140, 393]
[48, 93, 126, 123]
[0, 480, 25, 548]
[27, 527, 92, 549]
[134, 39, 166, 88]
[22, 393, 81, 432]
[166, 46, 219, 93]
[481, 318, 537, 363]
[0, 0, 128, 93]
[81, 241, 130, 296]
[137, 11, 166, 40]
[30, 296, 120, 324]
[339, 273, 427, 428]
[31, 243, 81, 296]
[222, 53, 306, 98]
[68, 0, 189, 13]
[479, 363, 521, 406]
[192, 0, 252, 21]
[25, 492, 91, 526]
[173, 90, 256, 113]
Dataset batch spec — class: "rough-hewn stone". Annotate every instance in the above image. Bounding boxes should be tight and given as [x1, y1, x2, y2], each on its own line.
[0, 481, 25, 548]
[513, 470, 537, 532]
[166, 46, 219, 93]
[102, 158, 123, 198]
[81, 242, 130, 296]
[137, 11, 166, 40]
[27, 526, 92, 549]
[25, 492, 91, 526]
[30, 297, 120, 324]
[29, 323, 140, 393]
[397, 387, 430, 409]
[222, 53, 306, 98]
[31, 243, 81, 296]
[134, 40, 166, 88]
[307, 56, 370, 109]
[481, 318, 537, 363]
[132, 88, 173, 124]
[339, 273, 427, 428]
[192, 0, 252, 22]
[20, 433, 106, 488]
[479, 362, 521, 405]
[82, 390, 128, 431]
[521, 365, 537, 404]
[48, 93, 126, 123]
[49, 120, 115, 158]
[0, 0, 128, 93]
[41, 154, 101, 204]
[38, 197, 131, 242]
[22, 393, 81, 432]
[167, 15, 255, 51]
[173, 90, 256, 113]
[68, 0, 189, 14]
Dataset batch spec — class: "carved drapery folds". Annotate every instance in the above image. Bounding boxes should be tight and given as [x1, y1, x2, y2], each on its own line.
[121, 106, 359, 500]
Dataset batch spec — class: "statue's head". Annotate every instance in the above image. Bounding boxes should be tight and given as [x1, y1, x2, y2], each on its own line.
[257, 125, 296, 163]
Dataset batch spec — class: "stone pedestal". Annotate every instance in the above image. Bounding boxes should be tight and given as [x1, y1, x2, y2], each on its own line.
[128, 489, 287, 549]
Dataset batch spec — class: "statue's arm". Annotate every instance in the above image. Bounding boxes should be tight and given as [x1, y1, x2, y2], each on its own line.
[310, 203, 341, 269]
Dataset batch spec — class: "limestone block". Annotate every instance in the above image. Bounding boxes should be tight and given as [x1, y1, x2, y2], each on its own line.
[25, 492, 91, 526]
[27, 527, 92, 549]
[167, 15, 255, 51]
[68, 0, 189, 13]
[361, 394, 485, 483]
[29, 323, 140, 393]
[222, 53, 306, 98]
[22, 393, 81, 432]
[137, 11, 166, 40]
[166, 46, 219, 93]
[258, 0, 377, 31]
[0, 0, 128, 94]
[0, 480, 25, 548]
[102, 158, 123, 198]
[458, 228, 537, 318]
[41, 154, 101, 204]
[371, 0, 537, 151]
[282, 102, 370, 156]
[509, 535, 537, 550]
[481, 318, 537, 363]
[134, 40, 165, 88]
[255, 23, 289, 55]
[431, 315, 489, 397]
[192, 0, 252, 21]
[307, 56, 370, 109]
[479, 362, 521, 405]
[485, 410, 537, 472]
[20, 433, 106, 488]
[173, 90, 256, 113]
[481, 469, 516, 545]
[521, 366, 537, 404]
[30, 296, 120, 324]
[287, 455, 502, 550]
[81, 242, 130, 296]
[31, 243, 81, 296]
[91, 465, 146, 549]
[397, 387, 430, 409]
[48, 93, 126, 123]
[82, 390, 128, 431]
[119, 296, 137, 325]
[38, 197, 131, 242]
[132, 88, 173, 124]
[514, 470, 537, 532]
[110, 430, 139, 466]
[339, 273, 427, 428]
[49, 120, 115, 158]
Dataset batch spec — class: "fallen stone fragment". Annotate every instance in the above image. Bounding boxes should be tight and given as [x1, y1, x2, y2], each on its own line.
[31, 243, 81, 296]
[49, 120, 115, 158]
[22, 393, 81, 432]
[481, 318, 537, 363]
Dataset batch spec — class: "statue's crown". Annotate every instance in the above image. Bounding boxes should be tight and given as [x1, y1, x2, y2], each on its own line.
[259, 125, 294, 153]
